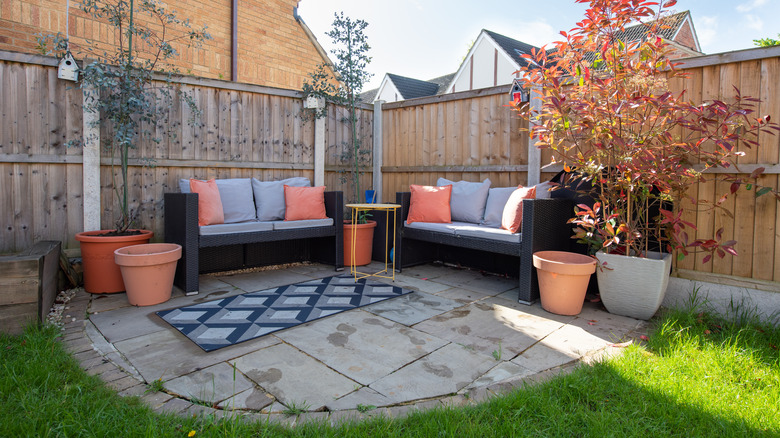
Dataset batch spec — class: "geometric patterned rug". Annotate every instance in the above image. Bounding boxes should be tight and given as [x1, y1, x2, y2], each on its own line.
[156, 275, 413, 352]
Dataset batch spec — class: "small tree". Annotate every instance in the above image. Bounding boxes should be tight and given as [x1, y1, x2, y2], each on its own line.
[513, 0, 779, 262]
[303, 12, 372, 208]
[39, 0, 210, 233]
[754, 34, 780, 47]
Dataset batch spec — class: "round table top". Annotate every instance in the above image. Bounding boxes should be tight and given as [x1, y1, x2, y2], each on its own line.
[346, 203, 400, 209]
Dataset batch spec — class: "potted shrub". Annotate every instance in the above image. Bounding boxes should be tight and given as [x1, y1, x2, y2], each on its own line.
[302, 12, 376, 266]
[39, 0, 209, 293]
[514, 0, 779, 319]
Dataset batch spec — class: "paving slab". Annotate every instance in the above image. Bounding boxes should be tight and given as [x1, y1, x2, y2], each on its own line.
[326, 387, 392, 412]
[196, 275, 241, 294]
[466, 361, 535, 389]
[231, 342, 359, 411]
[217, 387, 275, 411]
[217, 269, 314, 292]
[429, 269, 517, 295]
[369, 343, 496, 403]
[276, 310, 448, 385]
[89, 292, 135, 313]
[413, 301, 573, 358]
[112, 328, 281, 382]
[511, 342, 580, 373]
[434, 287, 495, 304]
[164, 362, 255, 405]
[364, 291, 463, 325]
[391, 275, 453, 294]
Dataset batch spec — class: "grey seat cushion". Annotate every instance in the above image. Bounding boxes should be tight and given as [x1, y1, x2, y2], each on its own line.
[252, 177, 311, 221]
[436, 178, 491, 224]
[199, 221, 274, 236]
[180, 178, 257, 224]
[452, 224, 521, 244]
[404, 221, 472, 235]
[272, 218, 333, 230]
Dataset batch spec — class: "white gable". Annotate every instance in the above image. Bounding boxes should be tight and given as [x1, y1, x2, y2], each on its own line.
[374, 74, 403, 103]
[445, 30, 522, 94]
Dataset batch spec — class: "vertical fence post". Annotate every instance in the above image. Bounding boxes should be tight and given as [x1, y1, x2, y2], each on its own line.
[373, 100, 384, 203]
[82, 85, 101, 231]
[306, 96, 326, 187]
[526, 87, 542, 186]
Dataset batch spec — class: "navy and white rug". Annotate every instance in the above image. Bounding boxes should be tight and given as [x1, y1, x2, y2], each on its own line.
[157, 275, 413, 352]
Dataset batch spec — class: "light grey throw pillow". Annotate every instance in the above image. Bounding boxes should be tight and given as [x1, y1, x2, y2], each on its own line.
[482, 187, 518, 228]
[436, 177, 491, 224]
[252, 177, 311, 221]
[179, 178, 256, 224]
[534, 181, 555, 199]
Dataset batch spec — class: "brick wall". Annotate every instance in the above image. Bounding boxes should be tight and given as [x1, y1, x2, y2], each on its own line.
[673, 20, 697, 52]
[0, 0, 328, 90]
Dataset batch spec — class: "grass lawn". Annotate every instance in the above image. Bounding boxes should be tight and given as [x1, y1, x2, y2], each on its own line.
[1, 304, 778, 437]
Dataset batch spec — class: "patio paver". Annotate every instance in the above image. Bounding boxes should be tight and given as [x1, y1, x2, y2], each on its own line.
[74, 262, 649, 422]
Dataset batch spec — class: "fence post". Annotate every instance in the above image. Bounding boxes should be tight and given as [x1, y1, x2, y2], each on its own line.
[373, 100, 384, 203]
[526, 87, 542, 186]
[82, 85, 101, 231]
[314, 113, 325, 187]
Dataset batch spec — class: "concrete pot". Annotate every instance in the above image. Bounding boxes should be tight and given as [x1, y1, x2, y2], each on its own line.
[344, 220, 377, 266]
[75, 230, 153, 294]
[533, 251, 596, 316]
[114, 243, 182, 306]
[596, 250, 672, 320]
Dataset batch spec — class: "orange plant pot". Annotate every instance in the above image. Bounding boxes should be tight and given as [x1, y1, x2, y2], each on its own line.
[75, 230, 153, 294]
[344, 220, 377, 267]
[114, 243, 182, 306]
[533, 251, 596, 316]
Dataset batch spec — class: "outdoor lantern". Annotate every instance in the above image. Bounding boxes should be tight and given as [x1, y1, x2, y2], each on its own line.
[510, 78, 528, 104]
[57, 52, 79, 82]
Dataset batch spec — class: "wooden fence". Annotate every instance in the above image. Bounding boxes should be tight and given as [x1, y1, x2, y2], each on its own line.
[2, 46, 780, 290]
[0, 50, 372, 253]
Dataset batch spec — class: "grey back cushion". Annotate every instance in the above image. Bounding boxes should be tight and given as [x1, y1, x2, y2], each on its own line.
[535, 181, 555, 199]
[436, 178, 491, 224]
[179, 178, 256, 224]
[252, 177, 311, 221]
[482, 187, 518, 228]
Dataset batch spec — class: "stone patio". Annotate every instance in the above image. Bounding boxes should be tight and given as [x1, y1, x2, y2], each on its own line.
[59, 262, 649, 425]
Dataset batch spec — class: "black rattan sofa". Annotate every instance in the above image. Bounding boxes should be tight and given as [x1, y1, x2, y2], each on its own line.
[164, 191, 344, 295]
[394, 192, 573, 304]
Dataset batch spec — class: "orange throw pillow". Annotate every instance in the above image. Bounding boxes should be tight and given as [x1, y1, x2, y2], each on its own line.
[407, 184, 452, 224]
[284, 185, 327, 220]
[190, 178, 224, 226]
[502, 185, 536, 233]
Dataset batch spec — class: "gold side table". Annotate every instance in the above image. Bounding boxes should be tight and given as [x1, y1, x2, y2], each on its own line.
[346, 203, 400, 282]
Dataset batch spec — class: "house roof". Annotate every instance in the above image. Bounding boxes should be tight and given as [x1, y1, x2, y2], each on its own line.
[617, 10, 699, 51]
[361, 72, 457, 103]
[483, 29, 541, 67]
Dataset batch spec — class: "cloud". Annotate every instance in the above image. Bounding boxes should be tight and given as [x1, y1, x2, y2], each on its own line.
[742, 14, 764, 31]
[695, 15, 718, 48]
[495, 21, 561, 48]
[736, 0, 768, 13]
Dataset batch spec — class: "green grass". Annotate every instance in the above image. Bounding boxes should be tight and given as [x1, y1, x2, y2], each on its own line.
[1, 306, 778, 437]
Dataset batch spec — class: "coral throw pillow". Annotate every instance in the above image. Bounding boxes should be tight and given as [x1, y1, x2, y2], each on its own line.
[502, 185, 537, 233]
[407, 184, 452, 224]
[284, 185, 327, 221]
[190, 178, 225, 226]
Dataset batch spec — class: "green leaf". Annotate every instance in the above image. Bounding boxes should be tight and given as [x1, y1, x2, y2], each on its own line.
[756, 187, 772, 197]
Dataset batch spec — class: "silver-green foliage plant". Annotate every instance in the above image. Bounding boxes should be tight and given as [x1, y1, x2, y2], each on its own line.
[38, 0, 210, 233]
[302, 12, 372, 207]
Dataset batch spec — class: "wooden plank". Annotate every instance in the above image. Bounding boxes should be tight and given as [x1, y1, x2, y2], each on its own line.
[759, 58, 780, 281]
[693, 64, 720, 271]
[0, 258, 40, 305]
[752, 174, 777, 281]
[0, 302, 39, 335]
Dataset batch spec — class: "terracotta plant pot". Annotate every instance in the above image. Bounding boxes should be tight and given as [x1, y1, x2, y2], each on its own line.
[533, 251, 597, 316]
[344, 220, 377, 266]
[75, 230, 153, 294]
[114, 243, 182, 306]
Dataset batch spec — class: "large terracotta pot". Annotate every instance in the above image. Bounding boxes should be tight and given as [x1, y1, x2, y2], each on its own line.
[595, 250, 672, 320]
[533, 251, 596, 316]
[344, 220, 377, 266]
[75, 230, 153, 294]
[114, 243, 182, 306]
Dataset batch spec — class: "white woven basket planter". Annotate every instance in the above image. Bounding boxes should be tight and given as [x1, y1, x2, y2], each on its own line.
[595, 251, 672, 320]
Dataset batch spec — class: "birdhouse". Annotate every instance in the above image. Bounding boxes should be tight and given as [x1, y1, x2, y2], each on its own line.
[510, 78, 528, 104]
[57, 53, 79, 82]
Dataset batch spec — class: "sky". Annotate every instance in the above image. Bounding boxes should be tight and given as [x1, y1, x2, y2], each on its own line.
[296, 0, 780, 92]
